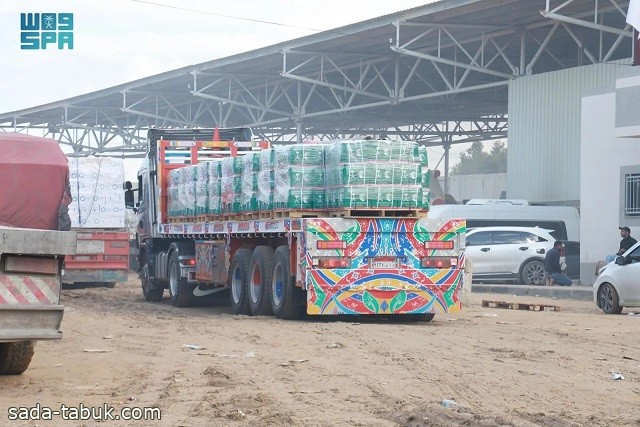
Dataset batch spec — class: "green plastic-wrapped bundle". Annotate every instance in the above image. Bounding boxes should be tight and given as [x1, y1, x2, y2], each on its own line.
[183, 166, 197, 216]
[325, 140, 422, 210]
[280, 145, 326, 165]
[195, 162, 208, 215]
[326, 186, 422, 209]
[273, 144, 327, 210]
[175, 168, 188, 216]
[325, 139, 420, 164]
[418, 146, 430, 210]
[167, 169, 180, 217]
[241, 153, 260, 212]
[325, 163, 421, 186]
[207, 160, 222, 215]
[221, 157, 242, 214]
[257, 149, 274, 211]
[283, 167, 325, 187]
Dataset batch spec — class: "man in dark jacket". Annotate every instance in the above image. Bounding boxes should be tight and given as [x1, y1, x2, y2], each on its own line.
[617, 226, 637, 255]
[544, 241, 572, 286]
[604, 226, 638, 264]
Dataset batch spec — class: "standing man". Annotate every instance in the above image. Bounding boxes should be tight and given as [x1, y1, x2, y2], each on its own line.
[544, 241, 572, 286]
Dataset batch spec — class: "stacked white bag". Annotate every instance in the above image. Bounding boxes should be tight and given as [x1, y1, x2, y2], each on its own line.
[68, 157, 126, 229]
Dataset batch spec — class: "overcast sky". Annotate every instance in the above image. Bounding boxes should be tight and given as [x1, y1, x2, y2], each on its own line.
[0, 0, 480, 177]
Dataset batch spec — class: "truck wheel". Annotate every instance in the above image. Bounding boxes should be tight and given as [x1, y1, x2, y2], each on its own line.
[169, 251, 192, 307]
[405, 313, 435, 322]
[230, 248, 252, 315]
[141, 254, 163, 302]
[271, 246, 306, 319]
[0, 341, 35, 375]
[249, 246, 274, 316]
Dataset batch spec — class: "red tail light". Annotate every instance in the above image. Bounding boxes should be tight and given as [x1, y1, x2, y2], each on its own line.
[424, 241, 454, 249]
[317, 257, 351, 268]
[184, 258, 197, 266]
[421, 257, 456, 268]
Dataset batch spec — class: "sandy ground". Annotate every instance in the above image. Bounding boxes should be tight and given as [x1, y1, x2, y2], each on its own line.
[1, 276, 640, 427]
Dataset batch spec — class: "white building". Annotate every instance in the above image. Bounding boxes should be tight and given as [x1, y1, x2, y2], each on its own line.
[580, 66, 640, 285]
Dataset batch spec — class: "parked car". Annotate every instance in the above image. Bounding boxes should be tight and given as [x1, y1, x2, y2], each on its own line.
[561, 240, 580, 280]
[593, 241, 640, 314]
[465, 226, 578, 285]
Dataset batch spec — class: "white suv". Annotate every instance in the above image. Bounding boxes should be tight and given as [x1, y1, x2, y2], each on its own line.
[465, 226, 557, 285]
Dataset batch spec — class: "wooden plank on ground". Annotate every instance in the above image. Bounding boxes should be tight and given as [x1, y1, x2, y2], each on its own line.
[481, 300, 561, 312]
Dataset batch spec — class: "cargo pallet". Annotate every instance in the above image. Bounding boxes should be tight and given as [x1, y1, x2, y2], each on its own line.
[481, 300, 561, 312]
[238, 212, 261, 220]
[272, 210, 326, 219]
[328, 208, 427, 218]
[168, 208, 429, 223]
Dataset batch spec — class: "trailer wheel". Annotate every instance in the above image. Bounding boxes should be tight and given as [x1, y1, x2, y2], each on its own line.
[141, 253, 163, 302]
[406, 313, 435, 322]
[230, 248, 252, 315]
[0, 341, 35, 375]
[271, 245, 306, 319]
[249, 246, 274, 316]
[169, 251, 192, 307]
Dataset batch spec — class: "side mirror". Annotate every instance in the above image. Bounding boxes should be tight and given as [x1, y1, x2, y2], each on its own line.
[615, 255, 626, 266]
[123, 181, 133, 190]
[125, 189, 135, 210]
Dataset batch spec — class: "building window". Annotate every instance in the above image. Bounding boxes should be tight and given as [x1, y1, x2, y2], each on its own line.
[625, 173, 640, 216]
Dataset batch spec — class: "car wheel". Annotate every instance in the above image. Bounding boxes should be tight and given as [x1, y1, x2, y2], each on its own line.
[520, 260, 545, 285]
[597, 283, 623, 314]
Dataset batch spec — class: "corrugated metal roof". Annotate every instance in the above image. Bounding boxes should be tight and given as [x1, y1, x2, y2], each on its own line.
[0, 0, 632, 135]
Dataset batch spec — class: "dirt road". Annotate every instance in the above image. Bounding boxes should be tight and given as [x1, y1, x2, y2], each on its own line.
[1, 277, 639, 427]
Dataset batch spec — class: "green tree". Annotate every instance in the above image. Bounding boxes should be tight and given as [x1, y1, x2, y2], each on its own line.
[450, 141, 507, 175]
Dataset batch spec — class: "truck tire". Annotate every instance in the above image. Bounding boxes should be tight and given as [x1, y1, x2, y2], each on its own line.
[141, 253, 163, 302]
[271, 245, 306, 319]
[0, 341, 35, 375]
[169, 251, 192, 307]
[406, 313, 435, 322]
[249, 246, 274, 316]
[230, 248, 252, 315]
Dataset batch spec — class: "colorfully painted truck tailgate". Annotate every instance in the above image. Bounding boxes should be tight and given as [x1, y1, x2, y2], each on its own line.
[302, 218, 465, 315]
